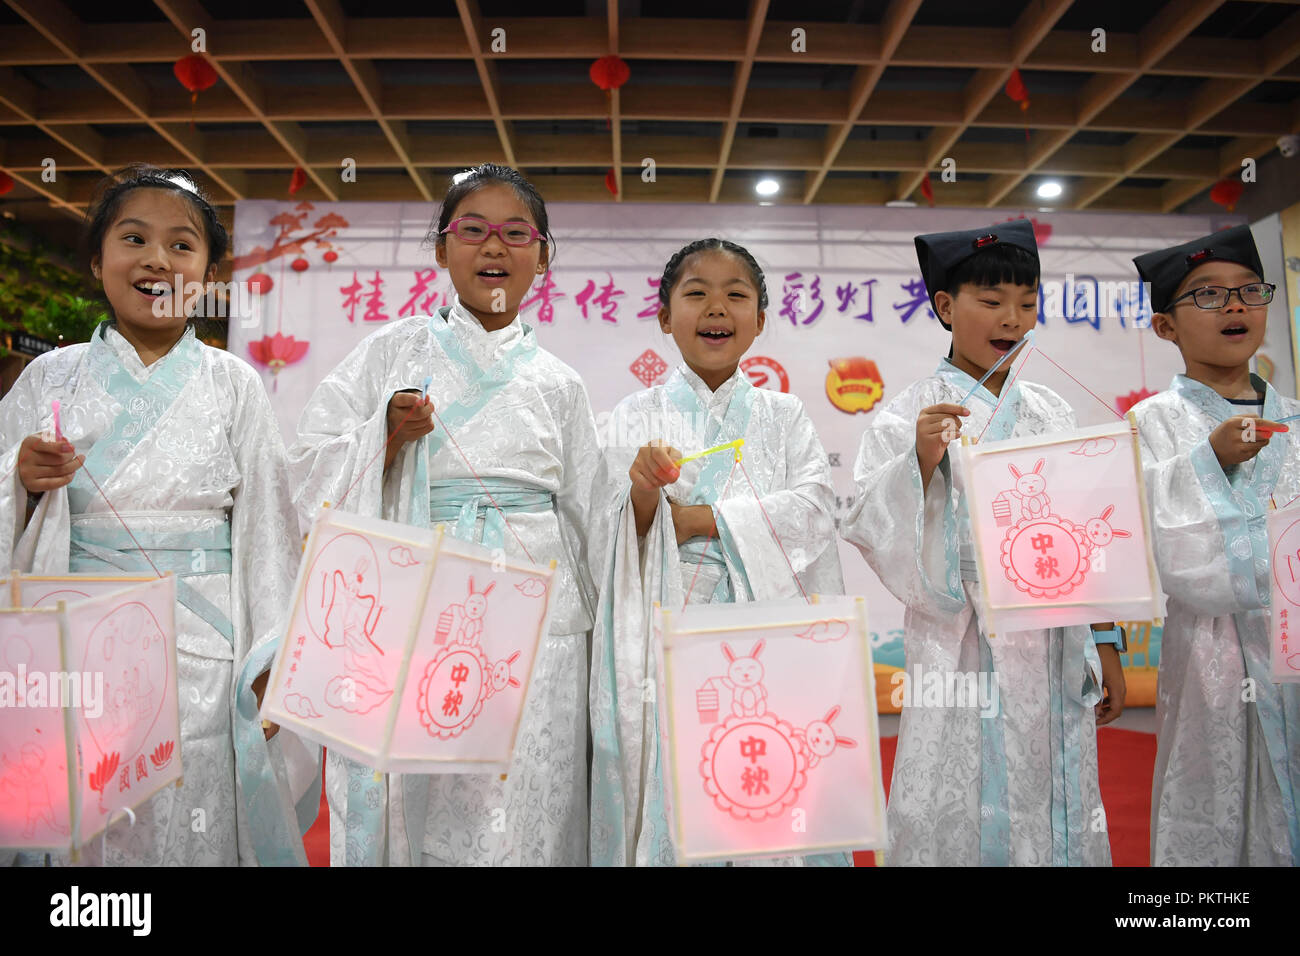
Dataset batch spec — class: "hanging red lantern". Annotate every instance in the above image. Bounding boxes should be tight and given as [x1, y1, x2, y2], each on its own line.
[247, 272, 273, 295]
[288, 166, 307, 196]
[1209, 178, 1245, 212]
[248, 333, 310, 392]
[920, 173, 935, 207]
[322, 250, 338, 264]
[290, 257, 309, 272]
[591, 54, 630, 130]
[1005, 69, 1030, 111]
[173, 55, 218, 128]
[589, 55, 630, 92]
[0, 170, 14, 196]
[604, 168, 618, 197]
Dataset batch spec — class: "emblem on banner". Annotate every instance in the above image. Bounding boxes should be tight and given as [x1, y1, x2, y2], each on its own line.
[630, 348, 669, 387]
[826, 357, 884, 413]
[740, 356, 789, 392]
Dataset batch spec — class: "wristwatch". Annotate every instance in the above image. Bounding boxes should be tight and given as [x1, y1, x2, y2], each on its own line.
[1091, 623, 1128, 654]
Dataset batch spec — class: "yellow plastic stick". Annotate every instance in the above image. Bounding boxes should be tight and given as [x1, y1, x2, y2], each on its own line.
[674, 438, 744, 466]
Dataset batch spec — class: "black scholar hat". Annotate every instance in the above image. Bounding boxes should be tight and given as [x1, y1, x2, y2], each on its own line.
[914, 219, 1039, 330]
[1132, 224, 1263, 314]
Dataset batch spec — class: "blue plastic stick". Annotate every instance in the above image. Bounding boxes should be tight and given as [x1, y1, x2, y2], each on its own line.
[959, 329, 1035, 407]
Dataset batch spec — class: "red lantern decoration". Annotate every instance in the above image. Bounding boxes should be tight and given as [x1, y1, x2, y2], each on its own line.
[589, 55, 630, 92]
[920, 173, 935, 207]
[1005, 69, 1030, 111]
[1209, 178, 1245, 213]
[322, 250, 338, 263]
[173, 55, 218, 128]
[0, 171, 14, 196]
[247, 272, 273, 295]
[290, 257, 309, 272]
[604, 168, 618, 197]
[247, 333, 310, 391]
[591, 55, 630, 130]
[288, 166, 307, 197]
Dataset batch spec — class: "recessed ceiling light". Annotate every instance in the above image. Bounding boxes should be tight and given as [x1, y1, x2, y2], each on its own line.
[1036, 181, 1063, 199]
[755, 179, 780, 197]
[885, 200, 917, 208]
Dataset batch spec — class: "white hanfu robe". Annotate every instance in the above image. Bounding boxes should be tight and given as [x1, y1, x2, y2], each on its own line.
[841, 358, 1110, 866]
[0, 322, 319, 866]
[1134, 374, 1300, 866]
[588, 364, 849, 866]
[289, 296, 599, 867]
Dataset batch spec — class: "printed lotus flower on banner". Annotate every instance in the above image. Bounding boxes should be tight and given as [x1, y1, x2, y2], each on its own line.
[248, 334, 310, 390]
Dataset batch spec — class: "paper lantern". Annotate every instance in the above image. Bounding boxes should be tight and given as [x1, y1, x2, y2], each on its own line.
[655, 596, 886, 863]
[589, 55, 630, 92]
[0, 171, 14, 196]
[248, 331, 308, 392]
[260, 507, 556, 774]
[1005, 69, 1030, 111]
[248, 332, 309, 372]
[247, 272, 273, 295]
[1, 574, 181, 854]
[960, 421, 1165, 636]
[291, 257, 309, 272]
[173, 55, 218, 99]
[604, 168, 618, 197]
[173, 55, 218, 128]
[1209, 178, 1245, 212]
[322, 250, 338, 264]
[920, 173, 934, 207]
[288, 166, 307, 196]
[1267, 505, 1300, 683]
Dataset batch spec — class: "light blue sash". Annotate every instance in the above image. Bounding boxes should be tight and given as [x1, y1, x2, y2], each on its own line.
[1171, 373, 1299, 858]
[69, 323, 203, 515]
[427, 478, 554, 550]
[233, 639, 321, 866]
[69, 523, 235, 644]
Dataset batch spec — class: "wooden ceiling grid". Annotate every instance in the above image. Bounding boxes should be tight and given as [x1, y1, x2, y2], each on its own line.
[0, 0, 1297, 222]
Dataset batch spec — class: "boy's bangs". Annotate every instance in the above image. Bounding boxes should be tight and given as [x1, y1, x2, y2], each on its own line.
[947, 244, 1040, 294]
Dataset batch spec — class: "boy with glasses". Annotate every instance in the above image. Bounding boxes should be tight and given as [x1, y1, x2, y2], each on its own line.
[1132, 224, 1299, 865]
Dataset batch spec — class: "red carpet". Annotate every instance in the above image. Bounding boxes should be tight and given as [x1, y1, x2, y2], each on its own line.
[303, 727, 1155, 867]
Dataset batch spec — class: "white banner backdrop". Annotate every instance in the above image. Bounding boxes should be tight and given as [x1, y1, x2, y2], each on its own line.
[231, 200, 1287, 669]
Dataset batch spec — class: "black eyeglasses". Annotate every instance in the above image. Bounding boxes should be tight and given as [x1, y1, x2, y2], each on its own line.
[1167, 282, 1275, 310]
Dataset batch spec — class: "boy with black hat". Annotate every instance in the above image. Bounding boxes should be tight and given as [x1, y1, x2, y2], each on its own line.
[1132, 223, 1299, 866]
[842, 220, 1121, 866]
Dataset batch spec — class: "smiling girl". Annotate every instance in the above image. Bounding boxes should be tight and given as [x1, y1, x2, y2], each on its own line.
[0, 165, 315, 865]
[587, 238, 847, 866]
[290, 163, 600, 867]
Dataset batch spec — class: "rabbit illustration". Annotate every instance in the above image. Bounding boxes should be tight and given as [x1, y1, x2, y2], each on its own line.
[795, 705, 859, 768]
[720, 640, 768, 717]
[1083, 504, 1132, 549]
[454, 577, 496, 646]
[1006, 458, 1050, 520]
[485, 650, 522, 699]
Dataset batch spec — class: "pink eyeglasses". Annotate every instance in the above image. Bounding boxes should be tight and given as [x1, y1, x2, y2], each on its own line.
[441, 216, 546, 247]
